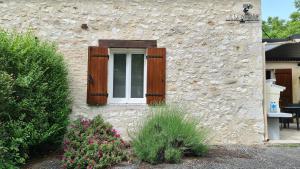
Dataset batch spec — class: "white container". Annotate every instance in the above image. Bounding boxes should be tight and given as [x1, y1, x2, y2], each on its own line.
[265, 79, 286, 113]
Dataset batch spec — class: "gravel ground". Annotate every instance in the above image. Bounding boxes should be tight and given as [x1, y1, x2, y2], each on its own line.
[23, 145, 300, 169]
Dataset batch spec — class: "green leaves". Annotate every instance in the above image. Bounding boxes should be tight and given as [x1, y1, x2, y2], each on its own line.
[132, 105, 208, 164]
[263, 1, 300, 38]
[295, 0, 300, 11]
[0, 71, 13, 115]
[0, 29, 71, 167]
[62, 116, 127, 169]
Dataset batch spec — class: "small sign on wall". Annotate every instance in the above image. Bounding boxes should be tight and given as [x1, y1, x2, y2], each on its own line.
[226, 4, 260, 23]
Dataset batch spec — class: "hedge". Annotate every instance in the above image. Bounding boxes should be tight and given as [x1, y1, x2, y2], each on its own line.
[0, 29, 71, 168]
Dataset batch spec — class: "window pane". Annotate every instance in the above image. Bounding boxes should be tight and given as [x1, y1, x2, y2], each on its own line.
[113, 54, 126, 98]
[266, 71, 271, 80]
[131, 54, 144, 98]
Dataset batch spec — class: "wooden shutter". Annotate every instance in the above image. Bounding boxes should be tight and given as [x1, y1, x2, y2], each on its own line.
[146, 48, 166, 104]
[87, 47, 108, 105]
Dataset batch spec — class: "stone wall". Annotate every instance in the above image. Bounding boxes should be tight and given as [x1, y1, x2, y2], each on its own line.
[0, 0, 264, 144]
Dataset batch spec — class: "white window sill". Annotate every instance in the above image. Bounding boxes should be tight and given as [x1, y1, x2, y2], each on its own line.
[107, 103, 147, 106]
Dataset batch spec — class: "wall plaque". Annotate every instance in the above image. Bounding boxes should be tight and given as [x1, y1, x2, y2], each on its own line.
[226, 4, 260, 23]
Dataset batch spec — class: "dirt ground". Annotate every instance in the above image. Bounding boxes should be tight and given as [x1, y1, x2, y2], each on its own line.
[23, 145, 300, 169]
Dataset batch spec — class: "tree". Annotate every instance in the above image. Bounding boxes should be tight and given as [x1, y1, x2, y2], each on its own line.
[295, 0, 300, 11]
[263, 0, 300, 38]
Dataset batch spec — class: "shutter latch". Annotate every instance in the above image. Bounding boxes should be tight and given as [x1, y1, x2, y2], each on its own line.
[88, 74, 94, 83]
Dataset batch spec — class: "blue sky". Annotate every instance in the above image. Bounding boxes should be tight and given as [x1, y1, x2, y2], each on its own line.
[262, 0, 296, 20]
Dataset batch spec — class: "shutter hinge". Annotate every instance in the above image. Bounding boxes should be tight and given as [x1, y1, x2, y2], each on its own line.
[90, 93, 108, 97]
[146, 93, 163, 96]
[92, 54, 109, 58]
[146, 55, 162, 59]
[88, 74, 94, 83]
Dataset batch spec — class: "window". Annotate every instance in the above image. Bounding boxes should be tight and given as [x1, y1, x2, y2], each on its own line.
[87, 43, 166, 106]
[266, 69, 275, 80]
[266, 70, 271, 79]
[108, 48, 147, 104]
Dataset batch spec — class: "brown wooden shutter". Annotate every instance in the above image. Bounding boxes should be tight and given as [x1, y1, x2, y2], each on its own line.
[87, 47, 108, 105]
[146, 48, 166, 104]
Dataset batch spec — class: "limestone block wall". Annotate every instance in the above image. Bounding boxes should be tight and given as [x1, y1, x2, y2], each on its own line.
[0, 0, 264, 144]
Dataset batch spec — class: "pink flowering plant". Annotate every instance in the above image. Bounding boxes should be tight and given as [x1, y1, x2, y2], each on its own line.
[62, 115, 128, 169]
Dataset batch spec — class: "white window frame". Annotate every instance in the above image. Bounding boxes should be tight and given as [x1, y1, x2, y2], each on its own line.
[108, 48, 147, 104]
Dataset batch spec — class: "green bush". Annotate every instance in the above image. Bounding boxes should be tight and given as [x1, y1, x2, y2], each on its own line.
[0, 71, 13, 108]
[164, 147, 182, 163]
[62, 115, 128, 169]
[0, 29, 71, 168]
[132, 105, 208, 164]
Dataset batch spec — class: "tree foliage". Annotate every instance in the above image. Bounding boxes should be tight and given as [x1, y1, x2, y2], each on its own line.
[263, 0, 300, 38]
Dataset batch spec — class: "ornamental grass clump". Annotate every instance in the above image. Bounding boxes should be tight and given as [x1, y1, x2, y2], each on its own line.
[132, 105, 208, 164]
[62, 115, 128, 169]
[0, 29, 71, 168]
